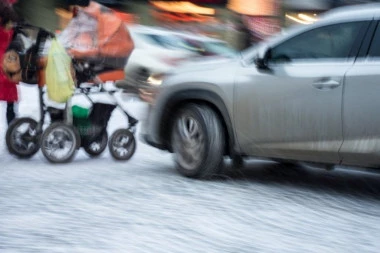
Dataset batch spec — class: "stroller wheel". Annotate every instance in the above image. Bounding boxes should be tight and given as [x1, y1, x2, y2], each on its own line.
[108, 129, 136, 161]
[83, 131, 108, 157]
[40, 123, 80, 163]
[6, 117, 40, 158]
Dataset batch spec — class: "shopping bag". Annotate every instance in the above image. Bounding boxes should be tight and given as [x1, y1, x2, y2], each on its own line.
[45, 38, 75, 103]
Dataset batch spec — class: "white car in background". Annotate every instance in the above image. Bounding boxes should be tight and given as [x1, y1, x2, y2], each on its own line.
[117, 25, 237, 92]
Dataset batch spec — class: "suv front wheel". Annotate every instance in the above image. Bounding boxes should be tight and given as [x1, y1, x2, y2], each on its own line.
[171, 103, 225, 179]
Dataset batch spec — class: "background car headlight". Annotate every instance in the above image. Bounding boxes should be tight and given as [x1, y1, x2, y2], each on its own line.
[146, 73, 165, 86]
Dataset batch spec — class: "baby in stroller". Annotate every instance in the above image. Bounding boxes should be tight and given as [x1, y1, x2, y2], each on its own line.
[5, 1, 138, 163]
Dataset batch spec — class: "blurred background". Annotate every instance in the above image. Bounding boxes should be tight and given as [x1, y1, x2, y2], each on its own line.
[13, 0, 380, 51]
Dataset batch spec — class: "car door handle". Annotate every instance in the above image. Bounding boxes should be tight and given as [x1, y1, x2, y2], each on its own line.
[312, 79, 341, 90]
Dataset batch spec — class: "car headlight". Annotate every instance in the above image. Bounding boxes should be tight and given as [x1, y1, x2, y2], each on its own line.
[139, 73, 166, 104]
[146, 73, 165, 86]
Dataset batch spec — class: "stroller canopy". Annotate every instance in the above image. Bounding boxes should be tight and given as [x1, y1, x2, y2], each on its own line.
[59, 1, 134, 59]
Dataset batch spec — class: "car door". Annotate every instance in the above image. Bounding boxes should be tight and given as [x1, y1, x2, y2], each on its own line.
[234, 21, 369, 164]
[340, 21, 380, 167]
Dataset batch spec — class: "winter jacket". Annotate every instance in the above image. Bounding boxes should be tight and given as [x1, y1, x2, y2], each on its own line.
[0, 26, 18, 102]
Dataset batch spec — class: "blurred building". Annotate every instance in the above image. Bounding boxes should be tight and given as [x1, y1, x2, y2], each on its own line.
[330, 0, 380, 7]
[13, 0, 380, 50]
[284, 0, 331, 11]
[283, 0, 380, 26]
[13, 0, 61, 31]
[282, 0, 330, 27]
[227, 0, 281, 49]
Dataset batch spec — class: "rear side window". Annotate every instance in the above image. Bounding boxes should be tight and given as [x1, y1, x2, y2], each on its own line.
[140, 34, 183, 49]
[176, 38, 205, 54]
[367, 23, 380, 58]
[202, 42, 237, 57]
[175, 38, 237, 57]
[270, 21, 366, 62]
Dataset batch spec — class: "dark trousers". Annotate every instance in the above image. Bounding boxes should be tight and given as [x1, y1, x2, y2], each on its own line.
[6, 102, 15, 125]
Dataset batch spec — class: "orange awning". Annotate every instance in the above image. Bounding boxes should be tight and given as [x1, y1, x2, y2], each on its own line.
[228, 0, 278, 16]
[152, 10, 215, 22]
[151, 1, 215, 15]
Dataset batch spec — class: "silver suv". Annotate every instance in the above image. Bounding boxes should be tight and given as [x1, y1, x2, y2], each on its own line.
[140, 4, 380, 179]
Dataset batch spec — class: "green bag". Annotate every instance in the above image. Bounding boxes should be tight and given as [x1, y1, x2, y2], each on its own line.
[45, 39, 75, 103]
[72, 105, 92, 137]
[72, 105, 90, 119]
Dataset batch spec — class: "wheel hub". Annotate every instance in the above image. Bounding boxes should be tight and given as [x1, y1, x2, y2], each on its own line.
[175, 116, 205, 170]
[44, 129, 74, 159]
[13, 124, 37, 151]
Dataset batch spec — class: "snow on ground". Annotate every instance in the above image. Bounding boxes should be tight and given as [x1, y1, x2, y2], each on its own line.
[1, 84, 380, 253]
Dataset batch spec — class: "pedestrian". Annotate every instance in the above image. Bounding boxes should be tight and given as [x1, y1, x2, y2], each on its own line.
[0, 0, 19, 125]
[236, 15, 252, 51]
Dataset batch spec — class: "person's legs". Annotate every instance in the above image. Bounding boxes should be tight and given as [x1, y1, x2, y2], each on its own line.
[6, 101, 15, 125]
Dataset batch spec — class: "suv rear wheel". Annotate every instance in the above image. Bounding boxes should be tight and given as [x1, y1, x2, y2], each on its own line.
[171, 103, 225, 179]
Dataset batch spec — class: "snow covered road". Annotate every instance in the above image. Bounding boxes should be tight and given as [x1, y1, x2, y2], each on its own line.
[1, 85, 380, 253]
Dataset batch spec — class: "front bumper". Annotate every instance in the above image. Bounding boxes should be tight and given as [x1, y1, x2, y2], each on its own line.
[137, 92, 167, 151]
[115, 78, 160, 104]
[141, 133, 167, 150]
[114, 79, 142, 94]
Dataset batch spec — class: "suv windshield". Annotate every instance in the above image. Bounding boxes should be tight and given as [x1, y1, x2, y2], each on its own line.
[202, 41, 237, 57]
[176, 37, 237, 57]
[135, 31, 237, 57]
[139, 33, 184, 49]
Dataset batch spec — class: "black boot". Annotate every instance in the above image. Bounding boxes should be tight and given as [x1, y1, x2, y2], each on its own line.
[6, 102, 15, 126]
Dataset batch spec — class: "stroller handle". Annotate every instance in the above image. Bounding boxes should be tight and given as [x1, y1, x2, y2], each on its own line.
[13, 23, 56, 38]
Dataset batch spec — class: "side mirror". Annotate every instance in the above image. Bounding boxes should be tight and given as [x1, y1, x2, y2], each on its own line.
[254, 48, 271, 70]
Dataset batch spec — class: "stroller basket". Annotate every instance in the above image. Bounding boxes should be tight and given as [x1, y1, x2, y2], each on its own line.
[48, 102, 116, 142]
[74, 102, 116, 143]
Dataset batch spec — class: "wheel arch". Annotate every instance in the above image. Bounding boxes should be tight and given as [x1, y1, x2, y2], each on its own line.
[158, 89, 236, 156]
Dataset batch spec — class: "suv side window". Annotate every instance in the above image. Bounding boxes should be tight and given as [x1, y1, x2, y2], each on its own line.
[270, 22, 365, 63]
[367, 23, 380, 58]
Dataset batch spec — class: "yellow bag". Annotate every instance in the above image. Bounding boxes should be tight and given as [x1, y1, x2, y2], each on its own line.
[45, 39, 75, 103]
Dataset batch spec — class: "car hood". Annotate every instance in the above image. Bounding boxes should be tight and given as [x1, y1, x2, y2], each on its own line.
[169, 55, 241, 75]
[161, 55, 241, 92]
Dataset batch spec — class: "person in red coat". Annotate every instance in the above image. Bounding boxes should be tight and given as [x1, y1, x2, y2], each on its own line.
[0, 0, 19, 125]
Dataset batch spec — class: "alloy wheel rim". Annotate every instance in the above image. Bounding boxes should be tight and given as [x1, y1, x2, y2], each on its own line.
[174, 115, 205, 171]
[89, 141, 101, 152]
[43, 128, 75, 160]
[112, 133, 133, 157]
[12, 123, 37, 153]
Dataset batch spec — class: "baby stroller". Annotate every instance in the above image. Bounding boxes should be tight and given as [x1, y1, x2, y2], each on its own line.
[5, 2, 137, 163]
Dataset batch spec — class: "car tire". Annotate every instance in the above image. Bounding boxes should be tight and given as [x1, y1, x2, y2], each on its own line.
[171, 103, 225, 179]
